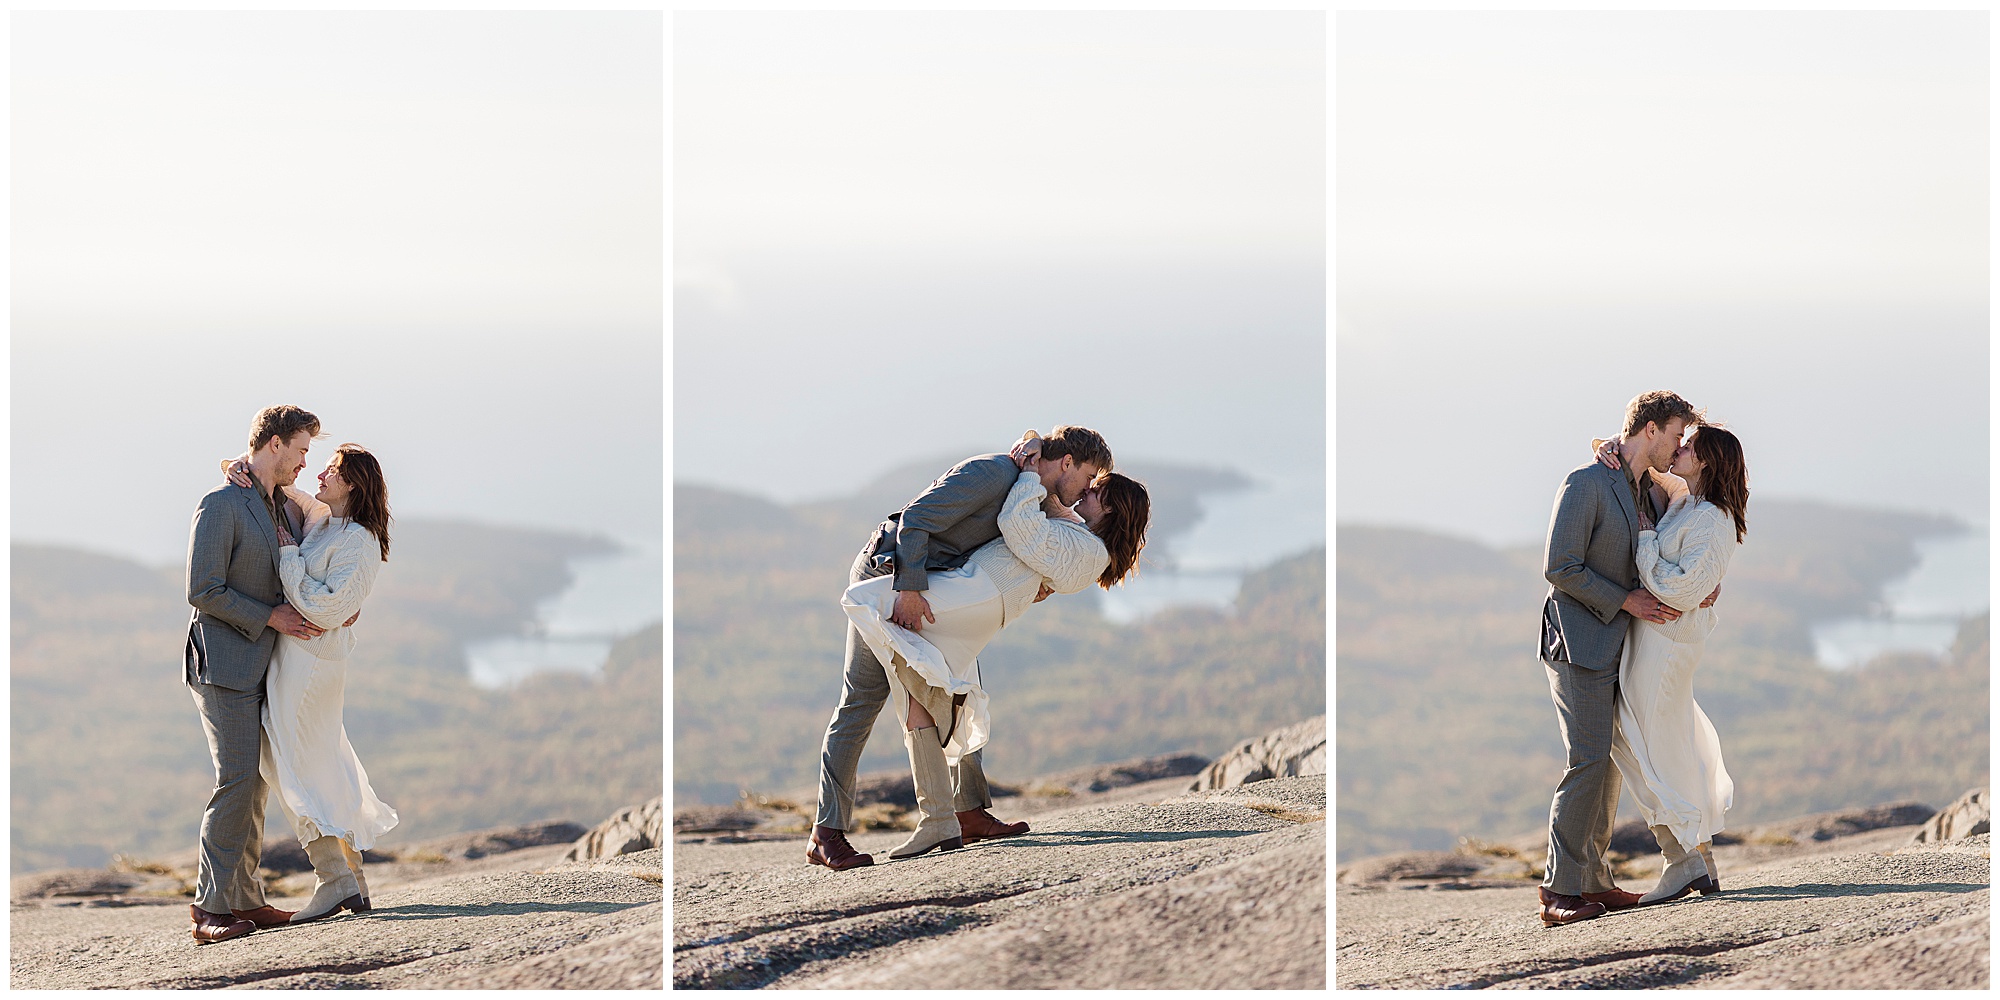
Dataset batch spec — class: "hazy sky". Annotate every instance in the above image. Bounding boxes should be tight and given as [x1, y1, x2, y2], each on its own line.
[1337, 11, 1988, 545]
[674, 12, 1327, 565]
[676, 12, 1323, 268]
[33, 12, 1967, 566]
[13, 12, 663, 564]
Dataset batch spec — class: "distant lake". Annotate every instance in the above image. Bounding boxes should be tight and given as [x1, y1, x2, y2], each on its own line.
[1097, 469, 1323, 624]
[1169, 469, 1324, 573]
[1811, 526, 1989, 670]
[1100, 568, 1247, 624]
[465, 539, 664, 689]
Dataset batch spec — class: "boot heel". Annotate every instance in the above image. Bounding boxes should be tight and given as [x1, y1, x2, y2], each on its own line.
[1696, 880, 1721, 895]
[340, 894, 366, 913]
[937, 837, 964, 851]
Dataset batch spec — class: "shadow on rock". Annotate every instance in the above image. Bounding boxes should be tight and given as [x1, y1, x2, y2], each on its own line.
[359, 900, 653, 921]
[1718, 881, 1989, 901]
[979, 829, 1268, 848]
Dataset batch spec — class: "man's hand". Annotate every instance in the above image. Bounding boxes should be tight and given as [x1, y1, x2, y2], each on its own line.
[1621, 588, 1681, 624]
[889, 590, 935, 632]
[1009, 431, 1043, 471]
[344, 610, 361, 627]
[1033, 582, 1055, 603]
[268, 603, 325, 639]
[1699, 584, 1720, 609]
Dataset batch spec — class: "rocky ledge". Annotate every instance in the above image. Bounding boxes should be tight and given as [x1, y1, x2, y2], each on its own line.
[674, 774, 1327, 989]
[1335, 791, 1991, 989]
[11, 804, 665, 989]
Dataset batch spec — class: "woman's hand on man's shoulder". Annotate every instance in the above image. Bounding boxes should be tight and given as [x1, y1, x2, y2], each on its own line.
[1009, 431, 1042, 470]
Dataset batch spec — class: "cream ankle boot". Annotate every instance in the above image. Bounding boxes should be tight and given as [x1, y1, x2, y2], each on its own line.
[338, 840, 372, 911]
[889, 727, 965, 860]
[291, 836, 364, 923]
[1639, 826, 1715, 905]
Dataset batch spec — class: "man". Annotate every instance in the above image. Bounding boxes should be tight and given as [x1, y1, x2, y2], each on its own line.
[184, 405, 328, 943]
[808, 425, 1113, 871]
[1536, 390, 1704, 927]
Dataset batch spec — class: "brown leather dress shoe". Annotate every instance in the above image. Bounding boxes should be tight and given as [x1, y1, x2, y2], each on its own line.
[1581, 888, 1643, 912]
[1538, 886, 1608, 927]
[230, 905, 294, 928]
[190, 905, 256, 944]
[805, 825, 874, 871]
[955, 809, 1029, 844]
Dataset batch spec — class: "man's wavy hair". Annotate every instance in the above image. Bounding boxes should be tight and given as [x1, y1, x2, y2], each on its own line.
[247, 405, 324, 453]
[1039, 425, 1113, 473]
[1621, 391, 1704, 438]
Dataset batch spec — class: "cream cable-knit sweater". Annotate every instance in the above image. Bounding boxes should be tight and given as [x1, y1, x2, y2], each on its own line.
[966, 471, 1109, 626]
[274, 484, 382, 661]
[1634, 473, 1738, 644]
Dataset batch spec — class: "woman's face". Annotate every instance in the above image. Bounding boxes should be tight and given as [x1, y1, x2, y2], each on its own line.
[1669, 440, 1704, 481]
[1076, 484, 1108, 528]
[316, 460, 352, 506]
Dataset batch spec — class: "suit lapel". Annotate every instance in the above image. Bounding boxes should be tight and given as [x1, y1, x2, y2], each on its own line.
[1603, 463, 1640, 537]
[240, 486, 281, 569]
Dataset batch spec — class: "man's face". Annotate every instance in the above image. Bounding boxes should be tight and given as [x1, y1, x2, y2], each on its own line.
[270, 431, 312, 487]
[1648, 418, 1689, 472]
[1046, 458, 1102, 506]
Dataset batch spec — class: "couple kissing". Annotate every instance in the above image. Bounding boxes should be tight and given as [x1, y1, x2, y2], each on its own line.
[808, 426, 1152, 870]
[1538, 390, 1751, 927]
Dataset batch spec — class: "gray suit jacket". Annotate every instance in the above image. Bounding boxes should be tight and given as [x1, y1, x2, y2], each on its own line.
[1540, 460, 1650, 671]
[865, 453, 1021, 592]
[184, 482, 285, 692]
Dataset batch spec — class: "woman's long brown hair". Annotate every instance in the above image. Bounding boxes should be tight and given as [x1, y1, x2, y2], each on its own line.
[1088, 472, 1150, 588]
[1690, 426, 1748, 543]
[333, 444, 392, 561]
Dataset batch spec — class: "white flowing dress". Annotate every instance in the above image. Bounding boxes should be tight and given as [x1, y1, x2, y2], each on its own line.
[842, 471, 1109, 764]
[258, 487, 399, 851]
[1608, 478, 1738, 854]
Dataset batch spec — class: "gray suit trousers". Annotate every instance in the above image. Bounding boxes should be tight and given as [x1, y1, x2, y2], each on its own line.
[1541, 655, 1621, 895]
[188, 680, 270, 912]
[817, 548, 992, 830]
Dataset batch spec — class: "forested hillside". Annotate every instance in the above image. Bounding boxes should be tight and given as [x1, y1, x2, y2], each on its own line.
[11, 521, 662, 874]
[1336, 500, 1987, 861]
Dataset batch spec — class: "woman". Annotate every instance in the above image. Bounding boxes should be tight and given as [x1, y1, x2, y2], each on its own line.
[841, 437, 1150, 861]
[1597, 425, 1749, 905]
[225, 444, 398, 922]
